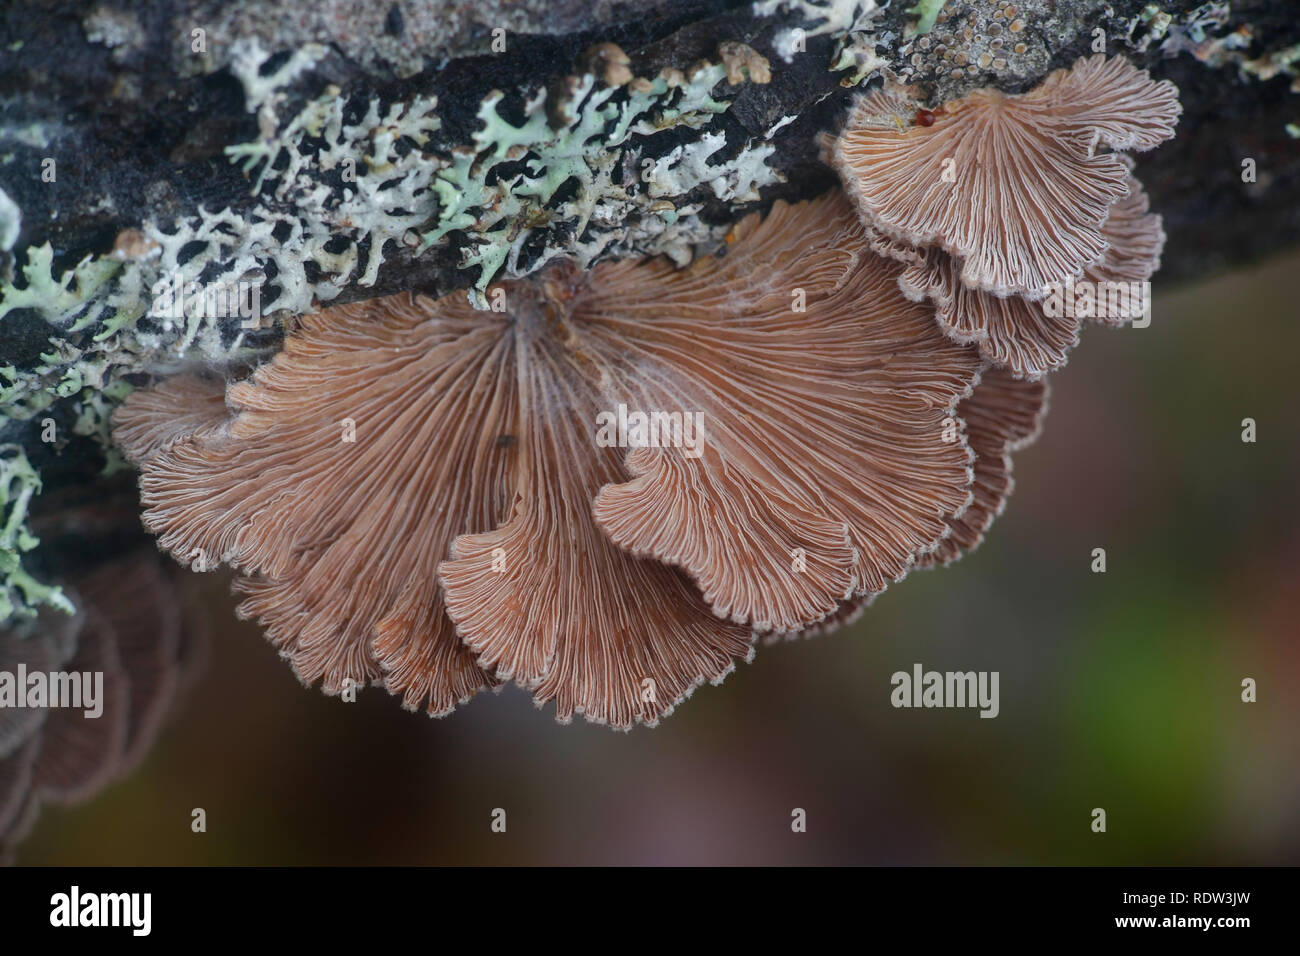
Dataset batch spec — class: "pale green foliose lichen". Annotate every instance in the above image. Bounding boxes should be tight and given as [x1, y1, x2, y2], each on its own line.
[214, 37, 791, 309]
[0, 185, 19, 251]
[0, 445, 73, 621]
[417, 64, 792, 304]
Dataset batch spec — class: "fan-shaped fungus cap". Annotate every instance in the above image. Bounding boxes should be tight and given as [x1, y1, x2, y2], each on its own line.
[890, 173, 1165, 377]
[116, 298, 515, 717]
[830, 54, 1179, 299]
[589, 192, 982, 631]
[117, 282, 755, 727]
[0, 610, 77, 766]
[1, 610, 85, 845]
[782, 365, 1048, 633]
[0, 551, 193, 856]
[1080, 172, 1167, 326]
[115, 190, 988, 728]
[916, 367, 1049, 568]
[4, 606, 127, 813]
[113, 371, 231, 465]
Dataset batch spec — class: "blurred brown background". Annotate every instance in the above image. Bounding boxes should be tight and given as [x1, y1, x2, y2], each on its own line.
[17, 248, 1300, 866]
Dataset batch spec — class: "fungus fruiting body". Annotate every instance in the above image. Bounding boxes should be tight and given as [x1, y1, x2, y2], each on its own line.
[0, 551, 197, 857]
[916, 367, 1048, 568]
[111, 53, 1185, 730]
[830, 54, 1180, 378]
[114, 191, 1048, 728]
[888, 172, 1165, 376]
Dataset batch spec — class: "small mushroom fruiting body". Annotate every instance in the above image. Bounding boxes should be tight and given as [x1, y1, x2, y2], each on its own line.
[889, 172, 1164, 376]
[830, 54, 1180, 378]
[1, 550, 199, 856]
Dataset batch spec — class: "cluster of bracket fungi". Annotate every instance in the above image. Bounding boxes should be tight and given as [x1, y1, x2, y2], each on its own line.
[113, 54, 1181, 729]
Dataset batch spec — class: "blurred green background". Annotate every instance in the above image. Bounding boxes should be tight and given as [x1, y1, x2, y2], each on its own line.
[17, 247, 1300, 865]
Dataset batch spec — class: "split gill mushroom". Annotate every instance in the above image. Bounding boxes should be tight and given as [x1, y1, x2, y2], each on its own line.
[112, 190, 1041, 729]
[829, 54, 1180, 379]
[110, 51, 1188, 730]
